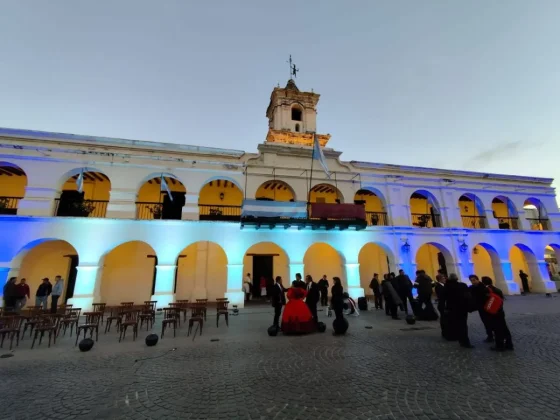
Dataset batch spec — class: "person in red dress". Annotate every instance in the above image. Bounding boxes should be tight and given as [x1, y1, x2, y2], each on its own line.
[281, 281, 315, 334]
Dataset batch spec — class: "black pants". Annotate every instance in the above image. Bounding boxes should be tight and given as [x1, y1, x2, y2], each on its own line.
[399, 293, 413, 314]
[451, 312, 471, 347]
[273, 304, 283, 327]
[492, 313, 513, 349]
[333, 305, 344, 321]
[479, 310, 494, 339]
[320, 289, 328, 306]
[50, 295, 60, 314]
[307, 302, 319, 326]
[373, 293, 383, 309]
[418, 295, 435, 314]
[3, 297, 17, 310]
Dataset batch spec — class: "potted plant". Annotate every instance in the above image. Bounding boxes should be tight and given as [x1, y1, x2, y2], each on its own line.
[150, 204, 163, 219]
[418, 214, 430, 228]
[370, 214, 379, 226]
[70, 200, 95, 217]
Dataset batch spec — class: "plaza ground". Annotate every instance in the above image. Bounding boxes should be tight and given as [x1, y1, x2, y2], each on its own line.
[1, 295, 560, 420]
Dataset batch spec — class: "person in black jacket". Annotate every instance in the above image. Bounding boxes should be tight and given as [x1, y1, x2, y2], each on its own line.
[395, 269, 414, 314]
[469, 275, 493, 343]
[382, 276, 401, 320]
[2, 277, 18, 310]
[305, 275, 320, 327]
[441, 273, 473, 348]
[482, 277, 513, 351]
[434, 274, 451, 339]
[271, 276, 286, 328]
[369, 273, 383, 309]
[318, 275, 329, 307]
[414, 270, 436, 318]
[330, 277, 344, 321]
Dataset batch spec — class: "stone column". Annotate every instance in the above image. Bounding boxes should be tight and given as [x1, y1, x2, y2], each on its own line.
[17, 186, 59, 217]
[150, 264, 177, 308]
[225, 263, 244, 308]
[500, 261, 521, 295]
[182, 192, 200, 221]
[192, 242, 209, 299]
[67, 265, 103, 311]
[290, 262, 305, 282]
[385, 185, 410, 226]
[484, 210, 498, 229]
[528, 261, 556, 293]
[345, 263, 364, 300]
[106, 189, 137, 219]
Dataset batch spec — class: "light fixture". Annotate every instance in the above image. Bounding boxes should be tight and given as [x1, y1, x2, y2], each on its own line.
[219, 192, 225, 201]
[401, 240, 411, 253]
[459, 240, 468, 253]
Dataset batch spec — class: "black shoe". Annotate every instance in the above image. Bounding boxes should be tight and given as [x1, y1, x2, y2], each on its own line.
[484, 337, 494, 343]
[490, 347, 505, 352]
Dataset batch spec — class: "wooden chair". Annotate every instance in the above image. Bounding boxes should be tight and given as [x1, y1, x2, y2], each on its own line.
[195, 299, 208, 321]
[104, 306, 124, 333]
[187, 304, 204, 337]
[216, 300, 229, 327]
[161, 307, 178, 338]
[0, 315, 22, 350]
[92, 303, 106, 323]
[175, 300, 189, 322]
[139, 303, 156, 331]
[75, 312, 102, 346]
[119, 310, 140, 342]
[31, 315, 58, 349]
[168, 303, 183, 326]
[22, 308, 44, 339]
[58, 308, 82, 337]
[120, 302, 134, 307]
[143, 300, 157, 312]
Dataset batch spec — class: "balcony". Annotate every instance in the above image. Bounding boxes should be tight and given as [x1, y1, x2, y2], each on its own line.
[365, 211, 388, 226]
[497, 217, 519, 230]
[461, 215, 487, 229]
[199, 204, 241, 222]
[136, 202, 183, 220]
[411, 213, 442, 228]
[0, 196, 22, 215]
[55, 198, 108, 218]
[526, 218, 550, 231]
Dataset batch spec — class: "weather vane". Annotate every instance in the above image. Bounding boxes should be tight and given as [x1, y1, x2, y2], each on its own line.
[287, 55, 299, 79]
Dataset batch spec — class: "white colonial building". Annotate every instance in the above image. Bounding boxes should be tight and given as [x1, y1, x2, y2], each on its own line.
[1, 79, 559, 310]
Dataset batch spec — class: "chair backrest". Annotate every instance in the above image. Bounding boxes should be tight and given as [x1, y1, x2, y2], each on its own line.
[92, 303, 106, 312]
[39, 314, 58, 327]
[122, 310, 140, 322]
[68, 308, 82, 318]
[120, 302, 134, 307]
[191, 303, 205, 318]
[84, 312, 102, 325]
[0, 315, 22, 329]
[216, 300, 229, 311]
[162, 307, 176, 319]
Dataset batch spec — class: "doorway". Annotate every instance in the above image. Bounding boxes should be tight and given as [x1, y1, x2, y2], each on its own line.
[252, 255, 273, 297]
[64, 255, 79, 303]
[437, 252, 448, 277]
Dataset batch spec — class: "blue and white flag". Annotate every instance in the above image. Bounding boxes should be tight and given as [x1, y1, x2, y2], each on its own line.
[313, 133, 330, 178]
[242, 199, 307, 218]
[160, 175, 173, 201]
[76, 170, 84, 193]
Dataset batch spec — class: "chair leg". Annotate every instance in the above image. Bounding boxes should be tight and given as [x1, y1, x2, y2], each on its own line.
[225, 313, 229, 327]
[200, 321, 203, 336]
[95, 327, 98, 342]
[187, 324, 191, 336]
[31, 331, 37, 349]
[173, 322, 176, 338]
[1, 334, 5, 348]
[216, 314, 219, 328]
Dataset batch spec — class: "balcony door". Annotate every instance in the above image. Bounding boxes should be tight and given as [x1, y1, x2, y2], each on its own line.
[162, 192, 185, 220]
[57, 190, 85, 217]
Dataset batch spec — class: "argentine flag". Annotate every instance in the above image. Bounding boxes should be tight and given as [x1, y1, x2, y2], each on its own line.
[160, 175, 173, 201]
[76, 170, 84, 193]
[313, 133, 330, 178]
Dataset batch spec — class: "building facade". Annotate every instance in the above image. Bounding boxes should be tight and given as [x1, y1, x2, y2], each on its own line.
[1, 80, 559, 310]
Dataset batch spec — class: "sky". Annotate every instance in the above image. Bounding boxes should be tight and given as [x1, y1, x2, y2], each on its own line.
[1, 1, 559, 195]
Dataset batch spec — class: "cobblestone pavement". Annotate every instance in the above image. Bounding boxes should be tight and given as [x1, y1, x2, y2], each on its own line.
[2, 295, 560, 420]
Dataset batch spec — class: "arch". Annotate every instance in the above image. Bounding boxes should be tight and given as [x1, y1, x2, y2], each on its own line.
[99, 240, 157, 305]
[545, 244, 560, 282]
[358, 242, 395, 292]
[509, 243, 540, 293]
[524, 197, 550, 230]
[137, 175, 186, 220]
[492, 196, 519, 229]
[291, 104, 303, 121]
[415, 242, 455, 280]
[459, 193, 487, 229]
[0, 161, 27, 215]
[243, 242, 290, 299]
[198, 178, 243, 221]
[16, 239, 79, 307]
[354, 188, 388, 226]
[57, 169, 112, 218]
[309, 183, 344, 204]
[304, 242, 345, 288]
[410, 190, 441, 228]
[175, 241, 228, 301]
[255, 180, 296, 202]
[471, 243, 506, 291]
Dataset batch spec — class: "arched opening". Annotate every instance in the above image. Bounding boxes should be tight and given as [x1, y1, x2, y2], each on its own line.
[0, 162, 27, 215]
[99, 241, 156, 305]
[198, 178, 243, 221]
[291, 105, 302, 121]
[136, 175, 186, 220]
[545, 244, 560, 282]
[410, 190, 442, 228]
[304, 243, 344, 288]
[471, 243, 507, 291]
[255, 180, 295, 202]
[492, 196, 519, 230]
[415, 242, 455, 280]
[243, 242, 289, 301]
[354, 189, 388, 226]
[309, 183, 343, 204]
[56, 169, 111, 218]
[17, 239, 79, 307]
[459, 193, 487, 229]
[358, 243, 394, 292]
[295, 124, 300, 132]
[524, 198, 550, 231]
[175, 241, 228, 301]
[509, 244, 540, 293]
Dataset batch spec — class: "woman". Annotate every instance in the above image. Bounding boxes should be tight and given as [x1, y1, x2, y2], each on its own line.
[331, 277, 344, 321]
[281, 281, 314, 334]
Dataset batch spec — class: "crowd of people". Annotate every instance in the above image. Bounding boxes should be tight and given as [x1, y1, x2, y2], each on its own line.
[369, 269, 513, 351]
[2, 276, 65, 314]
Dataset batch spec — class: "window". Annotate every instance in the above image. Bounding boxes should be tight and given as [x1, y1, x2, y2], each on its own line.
[295, 123, 300, 132]
[291, 106, 302, 121]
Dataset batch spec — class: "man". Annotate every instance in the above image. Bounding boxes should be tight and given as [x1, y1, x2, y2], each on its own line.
[318, 275, 329, 307]
[2, 277, 18, 310]
[481, 277, 513, 351]
[305, 275, 320, 327]
[271, 276, 286, 329]
[381, 275, 401, 320]
[35, 277, 51, 309]
[441, 273, 473, 348]
[243, 279, 251, 302]
[51, 275, 64, 313]
[294, 273, 306, 289]
[469, 274, 493, 343]
[369, 273, 383, 310]
[415, 270, 436, 318]
[519, 270, 530, 293]
[434, 273, 449, 339]
[16, 278, 30, 310]
[395, 269, 413, 314]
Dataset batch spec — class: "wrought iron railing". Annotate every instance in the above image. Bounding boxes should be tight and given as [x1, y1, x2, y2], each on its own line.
[199, 204, 241, 222]
[365, 212, 389, 226]
[411, 213, 442, 228]
[0, 196, 22, 215]
[54, 198, 108, 218]
[135, 202, 183, 220]
[526, 218, 550, 231]
[461, 215, 487, 229]
[496, 217, 519, 230]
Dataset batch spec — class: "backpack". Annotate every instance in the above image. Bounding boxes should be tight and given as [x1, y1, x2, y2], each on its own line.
[484, 289, 503, 315]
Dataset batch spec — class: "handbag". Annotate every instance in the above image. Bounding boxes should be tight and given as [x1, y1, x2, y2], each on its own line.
[484, 289, 503, 315]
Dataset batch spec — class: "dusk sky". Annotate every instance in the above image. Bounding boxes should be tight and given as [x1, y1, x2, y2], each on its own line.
[1, 1, 559, 194]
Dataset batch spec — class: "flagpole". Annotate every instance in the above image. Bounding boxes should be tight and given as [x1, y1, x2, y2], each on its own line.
[307, 133, 316, 218]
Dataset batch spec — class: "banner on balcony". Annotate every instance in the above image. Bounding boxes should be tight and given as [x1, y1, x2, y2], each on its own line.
[242, 199, 307, 218]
